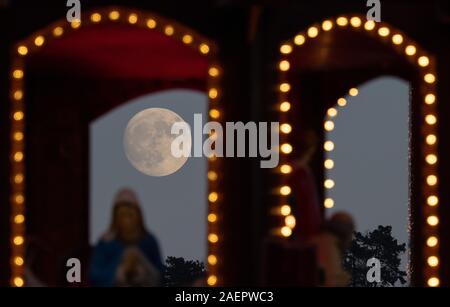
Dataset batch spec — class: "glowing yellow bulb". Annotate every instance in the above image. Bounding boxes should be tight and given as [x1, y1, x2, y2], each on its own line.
[279, 102, 291, 112]
[425, 94, 436, 105]
[15, 194, 24, 204]
[279, 83, 291, 92]
[427, 236, 438, 247]
[71, 20, 81, 29]
[280, 143, 292, 154]
[14, 214, 25, 224]
[349, 88, 358, 96]
[13, 111, 24, 121]
[324, 121, 334, 131]
[280, 164, 292, 174]
[426, 175, 437, 186]
[336, 17, 348, 26]
[324, 198, 334, 209]
[13, 69, 24, 79]
[426, 134, 437, 145]
[294, 34, 305, 45]
[209, 88, 218, 99]
[378, 27, 390, 37]
[426, 154, 437, 165]
[285, 215, 296, 228]
[34, 35, 45, 47]
[280, 205, 291, 216]
[392, 34, 403, 45]
[182, 34, 193, 44]
[364, 20, 375, 31]
[208, 171, 218, 181]
[14, 173, 24, 184]
[208, 234, 219, 243]
[17, 46, 28, 56]
[405, 45, 416, 56]
[280, 44, 293, 54]
[13, 277, 24, 287]
[53, 26, 64, 37]
[14, 151, 24, 162]
[164, 25, 174, 36]
[280, 123, 292, 134]
[324, 159, 334, 169]
[337, 97, 347, 107]
[427, 256, 439, 267]
[324, 140, 334, 151]
[90, 13, 102, 23]
[327, 108, 337, 117]
[208, 213, 217, 223]
[14, 257, 24, 266]
[350, 17, 362, 28]
[427, 277, 440, 287]
[208, 255, 218, 265]
[128, 14, 138, 24]
[207, 275, 217, 286]
[109, 10, 120, 20]
[427, 215, 439, 226]
[279, 60, 290, 71]
[209, 109, 220, 119]
[208, 67, 219, 77]
[307, 26, 319, 38]
[324, 179, 335, 189]
[14, 90, 23, 100]
[199, 43, 210, 54]
[280, 186, 291, 196]
[427, 195, 439, 207]
[281, 226, 292, 237]
[13, 236, 24, 246]
[146, 18, 157, 28]
[424, 73, 436, 84]
[425, 114, 437, 125]
[208, 192, 219, 203]
[322, 20, 333, 31]
[418, 56, 429, 67]
[13, 132, 24, 141]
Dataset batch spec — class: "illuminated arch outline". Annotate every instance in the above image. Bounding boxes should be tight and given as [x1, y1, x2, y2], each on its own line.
[9, 7, 223, 287]
[274, 15, 439, 287]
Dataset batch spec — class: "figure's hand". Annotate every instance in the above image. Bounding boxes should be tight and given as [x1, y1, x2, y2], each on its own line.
[122, 247, 141, 269]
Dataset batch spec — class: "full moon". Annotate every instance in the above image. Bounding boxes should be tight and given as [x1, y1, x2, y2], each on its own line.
[123, 107, 191, 177]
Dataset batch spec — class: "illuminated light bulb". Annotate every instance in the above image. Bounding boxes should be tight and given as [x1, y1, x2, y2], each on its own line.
[281, 226, 292, 237]
[208, 213, 217, 223]
[324, 120, 334, 131]
[428, 277, 440, 287]
[378, 27, 390, 37]
[128, 13, 138, 24]
[14, 214, 25, 224]
[307, 26, 319, 38]
[109, 10, 120, 20]
[209, 109, 220, 119]
[34, 35, 45, 47]
[285, 215, 296, 228]
[426, 154, 437, 165]
[208, 171, 218, 181]
[280, 123, 292, 134]
[14, 173, 24, 184]
[208, 67, 219, 77]
[14, 151, 24, 162]
[207, 275, 217, 286]
[280, 143, 293, 154]
[364, 20, 375, 31]
[90, 13, 102, 23]
[337, 98, 347, 107]
[14, 257, 24, 266]
[208, 192, 219, 203]
[182, 34, 193, 44]
[426, 134, 437, 145]
[405, 45, 416, 56]
[425, 94, 435, 105]
[426, 175, 437, 186]
[13, 132, 24, 141]
[15, 194, 24, 204]
[13, 111, 24, 121]
[71, 20, 81, 29]
[350, 17, 362, 28]
[427, 236, 438, 247]
[278, 205, 290, 216]
[146, 18, 157, 28]
[279, 101, 291, 112]
[324, 179, 335, 189]
[327, 107, 338, 117]
[324, 159, 334, 169]
[427, 256, 439, 267]
[279, 60, 290, 71]
[13, 236, 24, 246]
[336, 17, 348, 26]
[209, 88, 218, 99]
[208, 255, 218, 265]
[17, 46, 28, 56]
[279, 83, 291, 92]
[14, 90, 23, 100]
[424, 73, 436, 84]
[427, 195, 439, 207]
[322, 20, 333, 31]
[164, 25, 174, 36]
[425, 114, 437, 125]
[324, 140, 334, 151]
[349, 88, 358, 96]
[199, 43, 210, 54]
[280, 164, 292, 174]
[418, 56, 430, 67]
[280, 44, 293, 54]
[294, 34, 305, 45]
[324, 198, 334, 209]
[13, 277, 24, 287]
[208, 233, 219, 243]
[13, 69, 24, 79]
[392, 34, 403, 45]
[53, 26, 64, 37]
[427, 215, 439, 226]
[280, 186, 291, 196]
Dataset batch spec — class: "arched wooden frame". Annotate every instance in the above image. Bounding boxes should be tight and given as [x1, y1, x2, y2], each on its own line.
[274, 15, 440, 287]
[9, 6, 223, 287]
